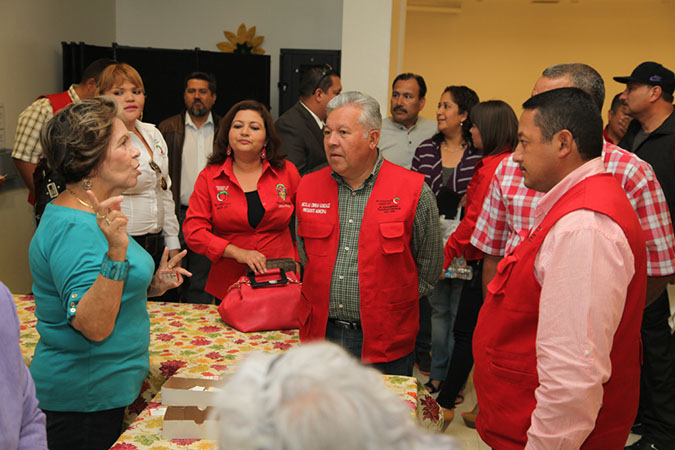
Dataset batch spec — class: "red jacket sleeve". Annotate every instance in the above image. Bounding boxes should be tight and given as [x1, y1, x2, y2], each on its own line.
[183, 167, 230, 263]
[443, 153, 511, 269]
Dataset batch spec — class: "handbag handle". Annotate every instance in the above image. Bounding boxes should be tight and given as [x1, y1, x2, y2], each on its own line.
[249, 268, 289, 288]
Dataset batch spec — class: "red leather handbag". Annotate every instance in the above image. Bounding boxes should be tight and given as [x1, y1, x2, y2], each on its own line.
[218, 268, 301, 332]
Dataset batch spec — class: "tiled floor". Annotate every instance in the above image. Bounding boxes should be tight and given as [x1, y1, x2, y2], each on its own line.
[413, 367, 642, 449]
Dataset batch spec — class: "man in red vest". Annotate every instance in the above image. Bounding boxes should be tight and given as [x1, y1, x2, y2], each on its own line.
[295, 91, 443, 376]
[473, 88, 647, 449]
[11, 58, 114, 204]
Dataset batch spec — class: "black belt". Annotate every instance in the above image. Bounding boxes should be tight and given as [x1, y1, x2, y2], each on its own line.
[132, 232, 163, 255]
[328, 318, 362, 330]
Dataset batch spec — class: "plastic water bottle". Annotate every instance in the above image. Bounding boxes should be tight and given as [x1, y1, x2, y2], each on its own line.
[444, 257, 473, 280]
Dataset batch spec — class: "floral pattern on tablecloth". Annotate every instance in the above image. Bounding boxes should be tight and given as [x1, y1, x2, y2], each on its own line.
[14, 294, 441, 444]
[112, 373, 440, 450]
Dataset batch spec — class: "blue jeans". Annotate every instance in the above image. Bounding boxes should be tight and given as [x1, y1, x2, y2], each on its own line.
[429, 278, 463, 381]
[325, 320, 415, 376]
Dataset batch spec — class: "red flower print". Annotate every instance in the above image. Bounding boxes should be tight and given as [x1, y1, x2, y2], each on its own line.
[234, 339, 245, 344]
[128, 394, 148, 415]
[193, 304, 209, 310]
[156, 333, 174, 341]
[198, 326, 221, 333]
[273, 342, 291, 351]
[110, 444, 138, 449]
[160, 360, 186, 377]
[205, 352, 222, 360]
[190, 338, 210, 346]
[169, 320, 183, 327]
[211, 364, 228, 372]
[421, 394, 440, 421]
[172, 439, 199, 446]
[163, 312, 176, 316]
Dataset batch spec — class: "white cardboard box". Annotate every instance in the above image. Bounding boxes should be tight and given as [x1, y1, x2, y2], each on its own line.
[161, 376, 224, 409]
[162, 406, 219, 440]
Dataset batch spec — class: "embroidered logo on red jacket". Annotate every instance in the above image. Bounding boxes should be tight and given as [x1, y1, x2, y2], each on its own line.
[276, 183, 287, 201]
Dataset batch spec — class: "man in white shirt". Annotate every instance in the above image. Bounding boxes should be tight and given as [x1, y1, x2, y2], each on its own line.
[159, 72, 221, 304]
[379, 73, 438, 374]
[379, 73, 437, 169]
[276, 65, 342, 176]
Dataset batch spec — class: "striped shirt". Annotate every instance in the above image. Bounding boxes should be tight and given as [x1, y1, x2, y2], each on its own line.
[12, 85, 79, 164]
[297, 153, 444, 321]
[470, 141, 675, 276]
[411, 136, 483, 196]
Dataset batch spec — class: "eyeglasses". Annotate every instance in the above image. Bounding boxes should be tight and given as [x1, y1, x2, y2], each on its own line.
[148, 160, 168, 190]
[313, 64, 334, 94]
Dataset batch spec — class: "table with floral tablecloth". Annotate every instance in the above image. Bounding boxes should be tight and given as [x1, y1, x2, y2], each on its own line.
[14, 294, 442, 444]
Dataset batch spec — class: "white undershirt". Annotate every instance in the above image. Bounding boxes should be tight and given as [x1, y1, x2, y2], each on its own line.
[180, 112, 215, 206]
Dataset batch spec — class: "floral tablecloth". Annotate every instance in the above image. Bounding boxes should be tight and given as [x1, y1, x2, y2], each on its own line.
[14, 294, 442, 447]
[111, 374, 441, 450]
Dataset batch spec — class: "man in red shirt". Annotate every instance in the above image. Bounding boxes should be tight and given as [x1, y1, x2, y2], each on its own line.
[474, 87, 646, 449]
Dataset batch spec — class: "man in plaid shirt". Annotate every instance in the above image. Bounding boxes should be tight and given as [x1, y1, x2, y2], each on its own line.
[11, 59, 114, 202]
[471, 63, 675, 450]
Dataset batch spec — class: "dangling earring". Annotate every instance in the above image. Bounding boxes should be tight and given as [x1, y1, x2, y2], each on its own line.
[460, 121, 464, 127]
[81, 178, 93, 190]
[261, 145, 267, 160]
[226, 145, 232, 156]
[139, 112, 143, 121]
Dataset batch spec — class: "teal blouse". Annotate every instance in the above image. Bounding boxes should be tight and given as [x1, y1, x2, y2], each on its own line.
[29, 203, 154, 412]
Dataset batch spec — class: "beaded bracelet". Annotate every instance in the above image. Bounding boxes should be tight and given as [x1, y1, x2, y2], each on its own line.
[101, 253, 129, 281]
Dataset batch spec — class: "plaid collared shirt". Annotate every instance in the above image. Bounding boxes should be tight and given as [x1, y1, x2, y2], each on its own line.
[297, 153, 443, 321]
[471, 141, 675, 276]
[11, 85, 79, 163]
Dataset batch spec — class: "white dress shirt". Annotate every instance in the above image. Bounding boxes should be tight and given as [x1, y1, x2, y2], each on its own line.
[121, 120, 180, 250]
[180, 112, 215, 206]
[300, 101, 324, 130]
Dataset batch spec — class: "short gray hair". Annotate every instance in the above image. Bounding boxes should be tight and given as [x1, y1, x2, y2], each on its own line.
[541, 63, 606, 111]
[212, 342, 459, 450]
[327, 91, 382, 133]
[40, 97, 119, 184]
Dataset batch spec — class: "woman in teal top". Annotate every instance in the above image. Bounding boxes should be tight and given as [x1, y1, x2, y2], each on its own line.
[28, 97, 190, 450]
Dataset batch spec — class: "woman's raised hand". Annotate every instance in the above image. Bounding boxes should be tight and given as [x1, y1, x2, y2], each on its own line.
[148, 247, 192, 298]
[87, 191, 129, 256]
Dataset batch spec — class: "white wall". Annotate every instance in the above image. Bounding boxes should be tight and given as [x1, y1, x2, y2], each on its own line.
[115, 0, 343, 118]
[341, 0, 393, 117]
[0, 0, 116, 293]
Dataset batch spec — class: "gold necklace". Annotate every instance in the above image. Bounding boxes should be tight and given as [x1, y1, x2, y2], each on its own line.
[67, 189, 94, 210]
[442, 141, 466, 153]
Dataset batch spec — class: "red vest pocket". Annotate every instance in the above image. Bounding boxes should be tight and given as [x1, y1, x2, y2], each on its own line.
[379, 221, 405, 254]
[297, 221, 334, 256]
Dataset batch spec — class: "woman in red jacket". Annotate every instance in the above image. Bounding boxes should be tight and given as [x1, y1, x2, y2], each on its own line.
[183, 100, 300, 302]
[433, 100, 518, 428]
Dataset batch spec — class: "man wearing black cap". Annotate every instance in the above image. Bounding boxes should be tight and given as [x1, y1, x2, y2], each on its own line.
[615, 61, 675, 450]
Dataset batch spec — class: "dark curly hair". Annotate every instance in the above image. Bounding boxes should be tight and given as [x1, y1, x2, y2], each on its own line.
[433, 85, 480, 144]
[211, 100, 284, 169]
[40, 97, 119, 184]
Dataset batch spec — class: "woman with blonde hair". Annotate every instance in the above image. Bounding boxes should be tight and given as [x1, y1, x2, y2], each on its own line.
[97, 63, 182, 286]
[30, 97, 189, 449]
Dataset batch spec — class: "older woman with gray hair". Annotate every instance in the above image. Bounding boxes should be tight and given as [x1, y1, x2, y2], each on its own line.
[29, 97, 190, 450]
[212, 342, 459, 449]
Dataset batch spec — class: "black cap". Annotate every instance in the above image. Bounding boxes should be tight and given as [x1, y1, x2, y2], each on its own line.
[614, 62, 675, 95]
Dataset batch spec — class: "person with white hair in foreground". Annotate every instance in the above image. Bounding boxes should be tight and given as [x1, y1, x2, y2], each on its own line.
[211, 342, 458, 450]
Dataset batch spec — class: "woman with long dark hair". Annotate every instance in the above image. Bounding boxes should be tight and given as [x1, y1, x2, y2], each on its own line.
[183, 100, 301, 302]
[434, 100, 519, 427]
[412, 86, 480, 393]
